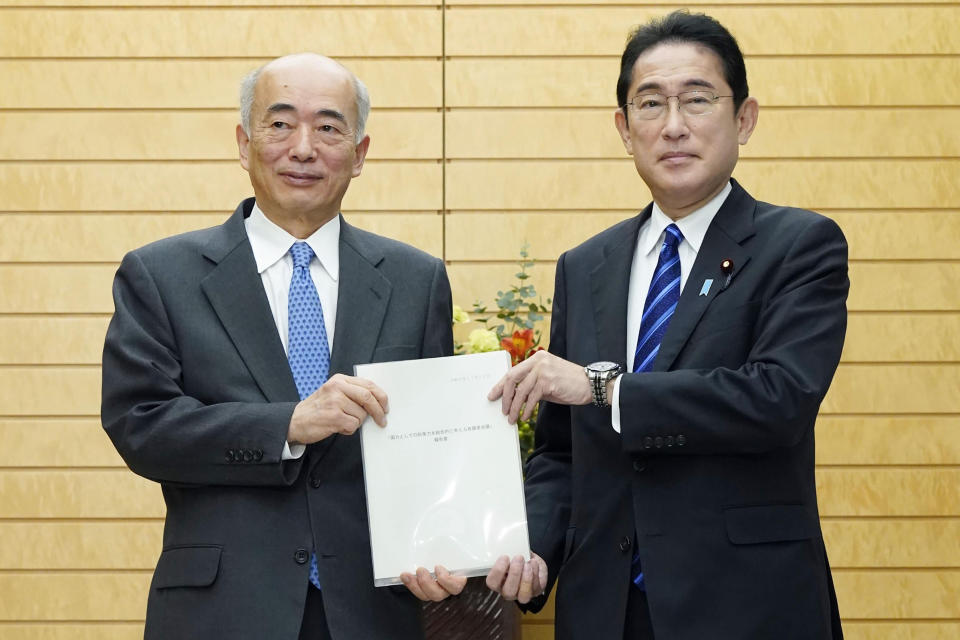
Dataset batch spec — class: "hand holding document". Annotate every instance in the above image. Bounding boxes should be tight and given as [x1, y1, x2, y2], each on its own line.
[356, 351, 530, 587]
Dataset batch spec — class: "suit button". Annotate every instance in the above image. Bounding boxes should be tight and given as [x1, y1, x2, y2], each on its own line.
[310, 476, 321, 489]
[633, 459, 647, 472]
[665, 436, 675, 448]
[677, 434, 687, 447]
[642, 436, 653, 449]
[254, 449, 263, 461]
[242, 449, 253, 463]
[619, 536, 631, 553]
[225, 449, 235, 462]
[654, 436, 663, 449]
[294, 548, 309, 564]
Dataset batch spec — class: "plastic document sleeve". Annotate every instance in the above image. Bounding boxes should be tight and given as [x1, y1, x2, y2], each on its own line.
[356, 351, 531, 587]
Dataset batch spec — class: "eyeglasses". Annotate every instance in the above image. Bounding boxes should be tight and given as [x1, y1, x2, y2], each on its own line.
[623, 90, 733, 120]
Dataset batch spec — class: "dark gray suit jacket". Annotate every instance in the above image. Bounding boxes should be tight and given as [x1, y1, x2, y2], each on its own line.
[523, 180, 847, 639]
[102, 199, 452, 639]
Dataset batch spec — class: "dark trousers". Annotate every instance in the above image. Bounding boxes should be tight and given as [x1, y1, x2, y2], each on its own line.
[298, 584, 333, 640]
[624, 586, 655, 640]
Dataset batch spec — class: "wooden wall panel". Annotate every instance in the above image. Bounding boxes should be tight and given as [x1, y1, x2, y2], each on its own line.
[0, 574, 151, 620]
[0, 213, 443, 263]
[443, 211, 960, 261]
[2, 1, 957, 637]
[0, 471, 163, 518]
[446, 58, 960, 107]
[0, 522, 162, 569]
[0, 9, 441, 57]
[447, 262, 960, 313]
[4, 60, 442, 109]
[0, 625, 143, 640]
[816, 417, 960, 465]
[445, 7, 960, 55]
[0, 162, 443, 212]
[445, 109, 960, 159]
[822, 520, 960, 568]
[445, 160, 960, 210]
[0, 111, 443, 161]
[0, 419, 123, 467]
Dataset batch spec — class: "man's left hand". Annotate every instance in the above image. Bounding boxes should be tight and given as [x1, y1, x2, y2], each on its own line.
[400, 566, 467, 602]
[488, 350, 592, 423]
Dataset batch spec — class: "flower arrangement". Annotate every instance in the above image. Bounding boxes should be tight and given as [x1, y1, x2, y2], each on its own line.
[453, 244, 551, 460]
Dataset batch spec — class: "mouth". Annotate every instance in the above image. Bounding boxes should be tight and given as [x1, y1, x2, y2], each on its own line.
[279, 171, 324, 185]
[659, 152, 697, 164]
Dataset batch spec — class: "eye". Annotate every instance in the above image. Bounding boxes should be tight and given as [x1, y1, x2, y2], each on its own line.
[684, 93, 712, 105]
[637, 95, 665, 110]
[271, 121, 289, 129]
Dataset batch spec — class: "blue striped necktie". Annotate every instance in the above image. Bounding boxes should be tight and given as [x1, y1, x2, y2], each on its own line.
[630, 223, 683, 590]
[286, 241, 330, 590]
[632, 224, 684, 374]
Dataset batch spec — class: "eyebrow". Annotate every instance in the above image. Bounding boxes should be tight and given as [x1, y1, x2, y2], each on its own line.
[265, 104, 348, 125]
[634, 78, 717, 94]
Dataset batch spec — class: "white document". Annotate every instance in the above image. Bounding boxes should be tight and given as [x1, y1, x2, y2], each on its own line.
[356, 350, 530, 587]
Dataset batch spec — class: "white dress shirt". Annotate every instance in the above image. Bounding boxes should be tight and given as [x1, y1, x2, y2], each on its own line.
[612, 182, 732, 432]
[244, 202, 340, 457]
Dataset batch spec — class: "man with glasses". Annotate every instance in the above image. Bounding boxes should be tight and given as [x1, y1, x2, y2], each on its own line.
[486, 11, 847, 639]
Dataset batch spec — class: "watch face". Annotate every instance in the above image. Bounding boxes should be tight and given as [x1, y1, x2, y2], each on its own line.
[590, 361, 619, 373]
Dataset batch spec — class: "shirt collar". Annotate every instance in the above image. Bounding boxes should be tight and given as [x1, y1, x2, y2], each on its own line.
[639, 181, 732, 258]
[245, 202, 340, 282]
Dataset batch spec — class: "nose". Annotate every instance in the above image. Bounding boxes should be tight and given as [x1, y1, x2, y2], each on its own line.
[289, 124, 316, 162]
[661, 97, 689, 140]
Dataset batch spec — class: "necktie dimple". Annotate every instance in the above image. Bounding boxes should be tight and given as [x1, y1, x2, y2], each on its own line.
[286, 241, 330, 590]
[630, 223, 683, 590]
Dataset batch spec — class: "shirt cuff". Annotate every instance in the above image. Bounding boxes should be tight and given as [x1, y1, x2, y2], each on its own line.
[282, 441, 306, 460]
[611, 374, 623, 434]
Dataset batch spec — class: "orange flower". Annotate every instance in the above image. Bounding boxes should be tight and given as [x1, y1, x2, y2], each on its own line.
[501, 329, 542, 365]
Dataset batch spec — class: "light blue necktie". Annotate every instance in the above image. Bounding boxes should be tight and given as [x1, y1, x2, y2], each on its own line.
[630, 223, 683, 590]
[287, 241, 330, 590]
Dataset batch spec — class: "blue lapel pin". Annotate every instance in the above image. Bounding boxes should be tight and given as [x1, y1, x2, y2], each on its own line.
[699, 279, 713, 296]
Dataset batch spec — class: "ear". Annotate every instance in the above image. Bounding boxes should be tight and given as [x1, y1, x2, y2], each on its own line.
[236, 124, 251, 171]
[736, 97, 759, 146]
[352, 134, 371, 177]
[614, 108, 634, 156]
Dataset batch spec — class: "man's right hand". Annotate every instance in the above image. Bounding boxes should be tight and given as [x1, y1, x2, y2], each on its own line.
[486, 553, 548, 604]
[287, 374, 389, 445]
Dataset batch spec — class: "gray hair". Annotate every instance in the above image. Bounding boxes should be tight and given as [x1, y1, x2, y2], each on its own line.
[239, 58, 371, 144]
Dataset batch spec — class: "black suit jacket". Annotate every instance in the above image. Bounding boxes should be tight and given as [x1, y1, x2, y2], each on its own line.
[524, 181, 847, 639]
[101, 199, 453, 639]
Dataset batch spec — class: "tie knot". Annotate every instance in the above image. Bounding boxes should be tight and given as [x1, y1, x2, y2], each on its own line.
[290, 242, 315, 269]
[663, 224, 684, 250]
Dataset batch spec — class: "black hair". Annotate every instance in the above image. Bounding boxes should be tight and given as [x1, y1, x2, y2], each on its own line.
[616, 11, 749, 115]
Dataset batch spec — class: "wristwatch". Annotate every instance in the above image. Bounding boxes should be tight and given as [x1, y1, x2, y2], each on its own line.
[584, 361, 622, 407]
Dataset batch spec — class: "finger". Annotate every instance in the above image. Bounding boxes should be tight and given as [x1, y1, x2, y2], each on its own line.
[517, 560, 534, 604]
[535, 554, 548, 593]
[485, 555, 510, 592]
[336, 410, 363, 436]
[341, 379, 387, 427]
[352, 377, 390, 415]
[509, 370, 539, 424]
[521, 385, 543, 422]
[435, 565, 467, 596]
[500, 555, 525, 601]
[488, 376, 506, 402]
[400, 572, 429, 601]
[415, 566, 448, 602]
[500, 374, 517, 421]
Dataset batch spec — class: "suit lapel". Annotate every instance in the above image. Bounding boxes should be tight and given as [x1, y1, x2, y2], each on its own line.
[590, 212, 647, 367]
[328, 218, 391, 376]
[654, 180, 757, 371]
[200, 200, 299, 403]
